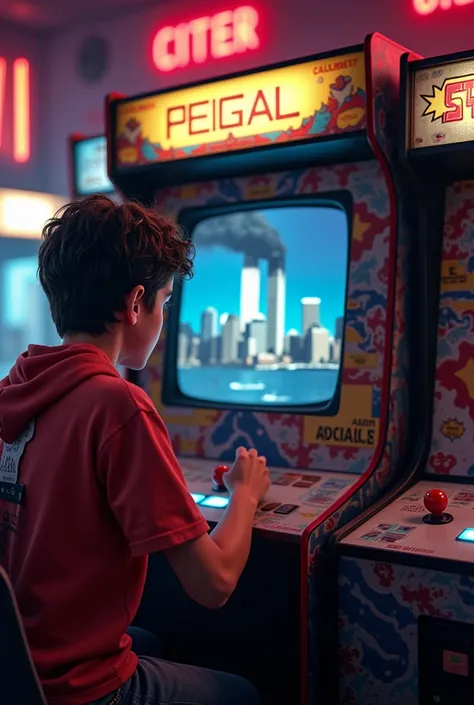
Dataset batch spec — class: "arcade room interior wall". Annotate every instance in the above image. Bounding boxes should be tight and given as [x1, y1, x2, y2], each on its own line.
[29, 0, 474, 194]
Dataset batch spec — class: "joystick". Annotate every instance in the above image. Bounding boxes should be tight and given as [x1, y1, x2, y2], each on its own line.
[212, 465, 230, 492]
[423, 488, 453, 525]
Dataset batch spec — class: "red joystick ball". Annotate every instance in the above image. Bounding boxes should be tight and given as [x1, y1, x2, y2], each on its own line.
[423, 488, 452, 525]
[424, 489, 448, 516]
[212, 465, 230, 491]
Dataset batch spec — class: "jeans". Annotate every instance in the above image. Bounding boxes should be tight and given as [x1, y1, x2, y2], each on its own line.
[90, 627, 260, 705]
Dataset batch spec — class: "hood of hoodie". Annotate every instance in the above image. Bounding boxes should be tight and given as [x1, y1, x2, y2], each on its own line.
[0, 344, 120, 444]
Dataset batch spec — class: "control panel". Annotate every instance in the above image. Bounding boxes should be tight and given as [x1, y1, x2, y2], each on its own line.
[179, 457, 358, 538]
[341, 480, 474, 561]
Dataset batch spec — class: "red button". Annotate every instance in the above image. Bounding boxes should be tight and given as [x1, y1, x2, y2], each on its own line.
[213, 465, 229, 487]
[423, 489, 448, 516]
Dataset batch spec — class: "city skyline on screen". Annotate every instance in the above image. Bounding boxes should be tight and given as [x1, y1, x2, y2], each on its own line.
[180, 206, 348, 339]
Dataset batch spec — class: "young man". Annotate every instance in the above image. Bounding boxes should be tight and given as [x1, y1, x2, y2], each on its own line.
[0, 195, 270, 705]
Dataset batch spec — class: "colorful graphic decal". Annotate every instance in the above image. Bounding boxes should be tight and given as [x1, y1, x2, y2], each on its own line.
[338, 557, 474, 705]
[427, 182, 474, 477]
[114, 53, 366, 168]
[440, 417, 465, 441]
[450, 490, 474, 507]
[360, 523, 416, 543]
[412, 58, 474, 148]
[303, 478, 353, 507]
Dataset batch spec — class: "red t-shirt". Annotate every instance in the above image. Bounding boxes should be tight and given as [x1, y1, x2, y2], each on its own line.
[0, 344, 209, 704]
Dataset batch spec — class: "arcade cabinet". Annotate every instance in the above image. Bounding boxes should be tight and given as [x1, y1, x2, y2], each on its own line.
[336, 49, 474, 705]
[68, 134, 115, 200]
[106, 34, 419, 705]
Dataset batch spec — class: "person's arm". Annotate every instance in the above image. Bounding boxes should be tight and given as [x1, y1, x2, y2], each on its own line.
[164, 487, 257, 608]
[99, 406, 269, 610]
[164, 448, 269, 609]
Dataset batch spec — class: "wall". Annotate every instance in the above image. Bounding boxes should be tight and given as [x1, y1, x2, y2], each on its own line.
[46, 0, 474, 194]
[0, 22, 49, 192]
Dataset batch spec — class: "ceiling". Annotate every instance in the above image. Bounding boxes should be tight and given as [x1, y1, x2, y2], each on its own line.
[0, 0, 165, 30]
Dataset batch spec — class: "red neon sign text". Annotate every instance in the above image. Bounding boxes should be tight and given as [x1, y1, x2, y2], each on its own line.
[152, 6, 260, 72]
[0, 57, 30, 163]
[414, 0, 474, 15]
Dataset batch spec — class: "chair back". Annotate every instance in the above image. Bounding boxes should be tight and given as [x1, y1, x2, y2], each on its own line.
[0, 564, 47, 704]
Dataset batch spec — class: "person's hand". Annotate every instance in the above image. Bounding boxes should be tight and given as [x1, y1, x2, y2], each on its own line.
[224, 447, 270, 504]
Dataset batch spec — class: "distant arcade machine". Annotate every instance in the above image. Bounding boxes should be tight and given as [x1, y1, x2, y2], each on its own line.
[68, 133, 126, 379]
[106, 35, 419, 705]
[68, 133, 115, 200]
[336, 49, 474, 705]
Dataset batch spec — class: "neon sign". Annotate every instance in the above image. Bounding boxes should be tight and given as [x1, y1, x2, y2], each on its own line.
[0, 57, 30, 163]
[413, 0, 474, 15]
[152, 6, 260, 72]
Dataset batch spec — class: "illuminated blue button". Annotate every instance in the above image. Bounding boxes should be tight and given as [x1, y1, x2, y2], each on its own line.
[456, 528, 474, 542]
[191, 493, 206, 504]
[201, 495, 229, 508]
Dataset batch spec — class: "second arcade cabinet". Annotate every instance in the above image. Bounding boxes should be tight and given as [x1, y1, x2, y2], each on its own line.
[336, 48, 474, 705]
[106, 34, 420, 705]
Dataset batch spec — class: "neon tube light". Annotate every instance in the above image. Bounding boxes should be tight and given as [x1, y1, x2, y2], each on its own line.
[13, 58, 30, 163]
[0, 58, 6, 150]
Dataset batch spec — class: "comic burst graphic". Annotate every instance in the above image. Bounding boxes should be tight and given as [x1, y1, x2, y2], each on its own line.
[421, 83, 448, 122]
[421, 74, 474, 123]
[440, 418, 465, 442]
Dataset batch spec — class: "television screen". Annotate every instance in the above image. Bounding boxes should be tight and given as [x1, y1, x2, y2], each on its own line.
[173, 203, 348, 408]
[73, 136, 114, 197]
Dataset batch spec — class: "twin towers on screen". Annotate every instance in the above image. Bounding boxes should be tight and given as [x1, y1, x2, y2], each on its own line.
[177, 204, 348, 408]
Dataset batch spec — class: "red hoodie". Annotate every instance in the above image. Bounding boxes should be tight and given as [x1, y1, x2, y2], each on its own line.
[0, 344, 209, 704]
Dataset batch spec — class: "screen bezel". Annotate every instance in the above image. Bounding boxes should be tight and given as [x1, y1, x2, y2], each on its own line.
[72, 136, 115, 198]
[162, 191, 352, 416]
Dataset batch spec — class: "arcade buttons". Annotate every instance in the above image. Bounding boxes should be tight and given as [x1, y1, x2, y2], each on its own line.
[212, 465, 230, 492]
[423, 489, 453, 525]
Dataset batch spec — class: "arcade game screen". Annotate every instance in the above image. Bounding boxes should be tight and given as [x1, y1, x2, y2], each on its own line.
[174, 203, 348, 407]
[72, 136, 114, 197]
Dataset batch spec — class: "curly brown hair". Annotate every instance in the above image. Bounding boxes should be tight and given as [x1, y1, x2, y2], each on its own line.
[38, 194, 194, 337]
